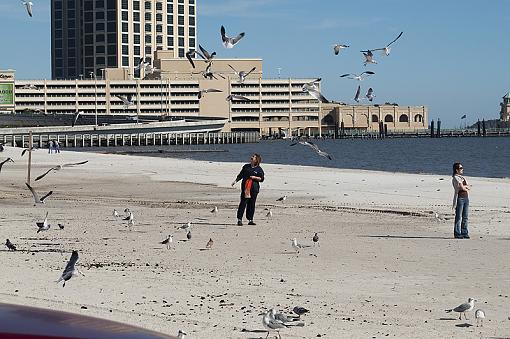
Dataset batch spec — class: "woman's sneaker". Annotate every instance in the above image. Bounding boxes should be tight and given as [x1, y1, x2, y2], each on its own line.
[237, 220, 243, 226]
[248, 220, 256, 225]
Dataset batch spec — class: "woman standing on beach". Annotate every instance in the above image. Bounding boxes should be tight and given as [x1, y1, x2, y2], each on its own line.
[232, 154, 264, 226]
[452, 162, 470, 239]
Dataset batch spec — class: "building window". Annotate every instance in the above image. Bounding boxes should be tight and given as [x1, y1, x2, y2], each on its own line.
[121, 0, 128, 10]
[384, 114, 394, 123]
[133, 0, 139, 10]
[122, 56, 129, 66]
[156, 24, 162, 33]
[167, 37, 174, 46]
[107, 33, 116, 43]
[106, 0, 115, 9]
[145, 12, 151, 20]
[167, 15, 173, 24]
[122, 22, 128, 32]
[371, 114, 379, 123]
[178, 15, 184, 25]
[178, 4, 184, 14]
[108, 56, 117, 67]
[189, 38, 195, 47]
[156, 13, 162, 21]
[178, 48, 184, 57]
[133, 23, 140, 33]
[133, 12, 140, 21]
[84, 12, 93, 21]
[145, 46, 152, 55]
[96, 56, 105, 65]
[156, 2, 162, 10]
[145, 35, 152, 43]
[189, 27, 195, 36]
[134, 46, 140, 55]
[121, 11, 128, 21]
[167, 3, 173, 12]
[122, 45, 128, 55]
[399, 114, 409, 123]
[96, 11, 104, 20]
[107, 10, 116, 20]
[107, 22, 116, 32]
[414, 114, 423, 123]
[189, 16, 195, 26]
[122, 34, 128, 43]
[108, 45, 116, 54]
[178, 37, 184, 47]
[189, 5, 194, 15]
[95, 34, 105, 42]
[178, 26, 184, 36]
[167, 25, 173, 34]
[156, 35, 163, 44]
[84, 34, 93, 44]
[134, 34, 140, 44]
[144, 1, 151, 10]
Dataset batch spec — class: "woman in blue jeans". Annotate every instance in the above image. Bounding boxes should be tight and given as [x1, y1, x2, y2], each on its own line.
[451, 163, 470, 239]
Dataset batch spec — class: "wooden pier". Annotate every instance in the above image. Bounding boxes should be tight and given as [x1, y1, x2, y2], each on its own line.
[1, 131, 260, 148]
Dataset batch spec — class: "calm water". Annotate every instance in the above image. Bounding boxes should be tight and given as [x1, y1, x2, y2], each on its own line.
[83, 138, 510, 178]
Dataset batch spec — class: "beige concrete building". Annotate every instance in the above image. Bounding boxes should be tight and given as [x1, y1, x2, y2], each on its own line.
[500, 92, 510, 122]
[51, 0, 196, 79]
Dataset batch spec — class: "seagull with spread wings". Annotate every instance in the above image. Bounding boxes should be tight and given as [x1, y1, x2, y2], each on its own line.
[360, 50, 377, 66]
[372, 31, 404, 56]
[36, 212, 50, 233]
[340, 71, 375, 81]
[198, 44, 216, 63]
[291, 140, 332, 160]
[365, 87, 375, 102]
[26, 183, 53, 204]
[333, 43, 350, 55]
[21, 0, 33, 17]
[57, 251, 84, 287]
[302, 80, 329, 103]
[220, 25, 245, 49]
[354, 85, 361, 103]
[226, 94, 250, 102]
[35, 160, 89, 182]
[115, 95, 135, 109]
[0, 158, 14, 173]
[198, 88, 222, 99]
[228, 64, 256, 83]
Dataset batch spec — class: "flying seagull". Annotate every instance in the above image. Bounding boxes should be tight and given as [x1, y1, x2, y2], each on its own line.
[198, 88, 222, 99]
[360, 50, 377, 66]
[185, 50, 200, 68]
[134, 58, 150, 71]
[36, 212, 50, 233]
[57, 250, 84, 287]
[445, 298, 475, 320]
[71, 111, 82, 127]
[220, 25, 245, 49]
[116, 95, 135, 109]
[291, 140, 332, 160]
[198, 44, 216, 63]
[333, 43, 350, 55]
[21, 84, 40, 90]
[21, 146, 37, 157]
[21, 0, 33, 17]
[226, 94, 250, 102]
[5, 239, 17, 251]
[340, 71, 375, 81]
[161, 235, 173, 249]
[228, 64, 256, 83]
[35, 161, 89, 181]
[354, 85, 361, 103]
[206, 238, 213, 249]
[302, 81, 329, 103]
[26, 183, 53, 204]
[195, 63, 225, 80]
[366, 88, 375, 102]
[372, 31, 404, 56]
[475, 309, 485, 327]
[0, 158, 14, 173]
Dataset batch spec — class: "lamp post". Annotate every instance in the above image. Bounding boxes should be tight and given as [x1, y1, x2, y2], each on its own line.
[89, 71, 98, 127]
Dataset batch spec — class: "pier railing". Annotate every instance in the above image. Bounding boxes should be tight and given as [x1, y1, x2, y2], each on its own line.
[1, 131, 260, 148]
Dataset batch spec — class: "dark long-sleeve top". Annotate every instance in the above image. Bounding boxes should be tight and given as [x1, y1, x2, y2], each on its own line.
[236, 164, 265, 194]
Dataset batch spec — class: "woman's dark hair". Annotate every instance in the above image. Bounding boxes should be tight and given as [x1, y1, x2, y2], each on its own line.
[452, 162, 462, 176]
[252, 153, 262, 166]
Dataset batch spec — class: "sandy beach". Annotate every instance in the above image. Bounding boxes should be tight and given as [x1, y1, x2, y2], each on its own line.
[1, 146, 509, 338]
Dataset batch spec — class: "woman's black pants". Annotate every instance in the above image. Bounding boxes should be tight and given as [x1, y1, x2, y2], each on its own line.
[236, 192, 258, 221]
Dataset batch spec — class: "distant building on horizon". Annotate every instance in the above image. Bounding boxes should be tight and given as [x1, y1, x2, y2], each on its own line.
[500, 91, 510, 122]
[51, 0, 196, 80]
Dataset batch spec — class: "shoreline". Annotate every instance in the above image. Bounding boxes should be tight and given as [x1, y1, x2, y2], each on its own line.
[1, 146, 510, 338]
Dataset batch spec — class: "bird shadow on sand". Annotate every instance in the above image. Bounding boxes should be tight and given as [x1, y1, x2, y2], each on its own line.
[275, 251, 298, 255]
[437, 317, 458, 321]
[455, 323, 473, 327]
[360, 235, 452, 240]
[198, 248, 211, 251]
[240, 328, 268, 338]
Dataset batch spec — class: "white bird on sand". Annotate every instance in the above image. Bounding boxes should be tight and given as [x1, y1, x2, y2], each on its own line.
[0, 158, 14, 173]
[340, 71, 375, 81]
[372, 31, 404, 56]
[198, 88, 222, 99]
[177, 222, 192, 231]
[291, 238, 311, 253]
[266, 208, 273, 218]
[220, 25, 245, 49]
[26, 183, 53, 204]
[113, 209, 120, 218]
[276, 195, 287, 202]
[226, 94, 250, 102]
[262, 309, 303, 339]
[333, 43, 349, 55]
[161, 235, 173, 249]
[228, 64, 256, 83]
[211, 206, 218, 214]
[302, 80, 329, 103]
[475, 309, 485, 327]
[57, 250, 84, 287]
[360, 50, 377, 66]
[445, 298, 475, 320]
[35, 161, 89, 181]
[36, 212, 50, 233]
[21, 0, 33, 17]
[177, 330, 187, 339]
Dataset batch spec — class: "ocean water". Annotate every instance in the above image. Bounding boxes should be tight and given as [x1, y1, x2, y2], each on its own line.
[83, 137, 510, 178]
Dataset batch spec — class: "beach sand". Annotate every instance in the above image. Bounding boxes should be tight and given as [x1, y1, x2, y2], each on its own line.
[0, 146, 509, 338]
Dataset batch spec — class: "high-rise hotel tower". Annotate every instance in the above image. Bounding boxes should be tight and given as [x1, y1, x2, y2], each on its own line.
[51, 0, 197, 79]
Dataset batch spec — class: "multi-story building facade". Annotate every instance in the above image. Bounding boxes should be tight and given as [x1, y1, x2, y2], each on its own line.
[51, 0, 196, 79]
[500, 92, 510, 122]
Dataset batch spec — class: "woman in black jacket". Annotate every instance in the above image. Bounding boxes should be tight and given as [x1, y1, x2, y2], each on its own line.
[232, 153, 264, 226]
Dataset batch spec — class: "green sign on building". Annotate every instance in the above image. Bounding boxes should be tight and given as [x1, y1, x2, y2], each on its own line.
[0, 83, 14, 106]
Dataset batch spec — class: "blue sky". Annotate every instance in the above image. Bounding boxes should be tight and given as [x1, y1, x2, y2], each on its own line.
[1, 0, 508, 127]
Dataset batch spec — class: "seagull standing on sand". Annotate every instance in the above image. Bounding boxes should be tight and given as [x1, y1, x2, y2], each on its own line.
[177, 330, 187, 339]
[220, 25, 245, 49]
[340, 71, 375, 81]
[113, 209, 120, 218]
[211, 206, 218, 214]
[0, 158, 14, 173]
[26, 183, 53, 204]
[5, 239, 17, 251]
[262, 309, 304, 339]
[266, 208, 273, 218]
[313, 233, 320, 247]
[276, 195, 287, 202]
[177, 222, 192, 232]
[372, 31, 404, 56]
[57, 250, 84, 287]
[333, 43, 349, 55]
[161, 235, 173, 249]
[206, 238, 213, 249]
[36, 212, 51, 233]
[475, 309, 485, 327]
[445, 298, 475, 320]
[21, 0, 33, 17]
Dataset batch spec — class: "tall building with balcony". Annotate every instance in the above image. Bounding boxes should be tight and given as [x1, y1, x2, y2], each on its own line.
[51, 0, 197, 80]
